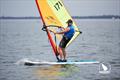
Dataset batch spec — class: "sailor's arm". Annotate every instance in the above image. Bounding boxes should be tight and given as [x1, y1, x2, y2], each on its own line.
[49, 27, 70, 34]
[54, 28, 70, 34]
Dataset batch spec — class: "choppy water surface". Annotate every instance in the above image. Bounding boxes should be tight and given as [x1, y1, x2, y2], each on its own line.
[0, 19, 120, 80]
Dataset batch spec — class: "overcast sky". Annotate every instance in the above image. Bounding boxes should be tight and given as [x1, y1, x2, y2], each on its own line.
[0, 0, 120, 17]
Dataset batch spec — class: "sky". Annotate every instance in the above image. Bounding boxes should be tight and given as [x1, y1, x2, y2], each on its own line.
[0, 0, 120, 17]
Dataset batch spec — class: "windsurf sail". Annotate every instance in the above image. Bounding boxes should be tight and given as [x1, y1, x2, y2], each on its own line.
[35, 0, 81, 60]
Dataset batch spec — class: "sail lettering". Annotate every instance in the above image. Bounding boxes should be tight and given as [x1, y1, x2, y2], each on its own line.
[54, 1, 63, 11]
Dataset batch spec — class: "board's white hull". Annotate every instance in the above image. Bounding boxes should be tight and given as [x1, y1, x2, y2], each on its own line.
[24, 60, 100, 66]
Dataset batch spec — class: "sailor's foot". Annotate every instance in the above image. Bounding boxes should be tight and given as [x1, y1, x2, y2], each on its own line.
[57, 59, 63, 62]
[62, 59, 67, 62]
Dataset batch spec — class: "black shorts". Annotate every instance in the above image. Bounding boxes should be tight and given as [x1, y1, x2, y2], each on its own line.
[59, 36, 71, 48]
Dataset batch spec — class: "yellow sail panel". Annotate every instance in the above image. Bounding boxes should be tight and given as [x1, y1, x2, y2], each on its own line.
[36, 0, 80, 47]
[47, 0, 80, 47]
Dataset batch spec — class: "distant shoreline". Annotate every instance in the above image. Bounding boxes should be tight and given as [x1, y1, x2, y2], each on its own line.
[0, 15, 120, 20]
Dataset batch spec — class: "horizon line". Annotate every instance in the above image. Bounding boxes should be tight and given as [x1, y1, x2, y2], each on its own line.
[0, 15, 120, 19]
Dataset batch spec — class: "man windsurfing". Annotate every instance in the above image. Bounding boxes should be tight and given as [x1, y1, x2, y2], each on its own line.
[50, 19, 75, 62]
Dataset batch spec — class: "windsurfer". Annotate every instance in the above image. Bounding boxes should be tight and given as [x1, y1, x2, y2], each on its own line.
[51, 19, 75, 62]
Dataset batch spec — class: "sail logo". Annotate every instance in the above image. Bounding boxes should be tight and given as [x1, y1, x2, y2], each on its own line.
[99, 63, 111, 74]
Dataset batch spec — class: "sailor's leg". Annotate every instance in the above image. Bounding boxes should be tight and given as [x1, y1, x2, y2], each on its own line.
[61, 48, 66, 60]
[58, 47, 63, 59]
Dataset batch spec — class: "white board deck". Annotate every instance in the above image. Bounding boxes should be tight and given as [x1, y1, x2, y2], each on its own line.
[24, 60, 100, 66]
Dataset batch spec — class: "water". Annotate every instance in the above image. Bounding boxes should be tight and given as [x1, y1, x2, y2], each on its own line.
[0, 19, 120, 80]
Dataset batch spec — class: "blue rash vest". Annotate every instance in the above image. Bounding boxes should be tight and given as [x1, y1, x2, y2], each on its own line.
[64, 25, 75, 39]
